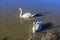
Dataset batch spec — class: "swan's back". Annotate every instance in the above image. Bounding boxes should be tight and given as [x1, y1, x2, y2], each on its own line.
[22, 12, 32, 18]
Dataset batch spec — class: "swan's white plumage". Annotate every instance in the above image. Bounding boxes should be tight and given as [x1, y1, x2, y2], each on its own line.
[19, 8, 41, 19]
[19, 8, 32, 18]
[22, 12, 32, 18]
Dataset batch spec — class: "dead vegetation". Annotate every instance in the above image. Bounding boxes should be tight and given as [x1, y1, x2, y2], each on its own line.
[42, 30, 60, 40]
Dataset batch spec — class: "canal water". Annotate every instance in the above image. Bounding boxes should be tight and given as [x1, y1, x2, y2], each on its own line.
[0, 0, 60, 40]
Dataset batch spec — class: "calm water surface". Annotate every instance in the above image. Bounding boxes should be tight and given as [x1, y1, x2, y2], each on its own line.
[0, 0, 60, 40]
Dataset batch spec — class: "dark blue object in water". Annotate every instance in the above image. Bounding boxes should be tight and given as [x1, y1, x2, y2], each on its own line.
[35, 21, 42, 32]
[33, 13, 43, 17]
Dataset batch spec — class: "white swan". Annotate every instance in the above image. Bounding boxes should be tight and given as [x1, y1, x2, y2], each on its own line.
[19, 8, 33, 18]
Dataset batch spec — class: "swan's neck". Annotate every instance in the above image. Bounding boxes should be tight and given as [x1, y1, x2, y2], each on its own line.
[19, 8, 22, 17]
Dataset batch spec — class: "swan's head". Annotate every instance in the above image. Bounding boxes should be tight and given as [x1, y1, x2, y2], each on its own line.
[19, 8, 22, 11]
